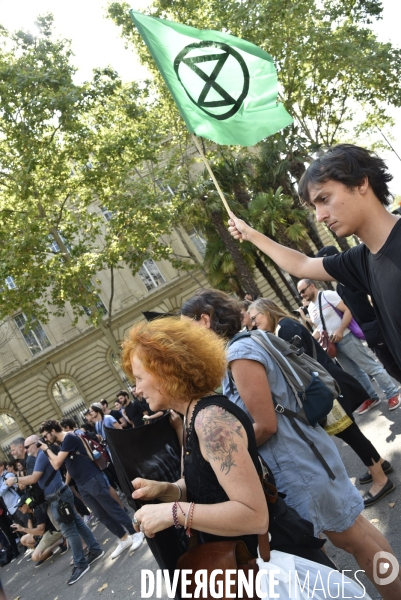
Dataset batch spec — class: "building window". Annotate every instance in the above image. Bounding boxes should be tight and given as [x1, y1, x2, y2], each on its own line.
[188, 230, 207, 257]
[101, 206, 113, 222]
[52, 378, 84, 407]
[5, 276, 16, 290]
[82, 295, 108, 317]
[14, 313, 51, 356]
[155, 179, 175, 196]
[138, 259, 165, 291]
[48, 233, 71, 254]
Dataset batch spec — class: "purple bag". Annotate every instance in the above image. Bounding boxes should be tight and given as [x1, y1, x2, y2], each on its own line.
[324, 294, 365, 340]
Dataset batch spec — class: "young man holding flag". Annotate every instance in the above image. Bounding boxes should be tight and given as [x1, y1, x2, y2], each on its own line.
[228, 144, 401, 375]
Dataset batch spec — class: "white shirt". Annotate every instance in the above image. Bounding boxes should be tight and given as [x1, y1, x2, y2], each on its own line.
[308, 290, 350, 337]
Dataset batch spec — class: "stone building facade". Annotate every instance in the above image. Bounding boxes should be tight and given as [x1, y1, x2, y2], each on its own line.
[0, 209, 335, 454]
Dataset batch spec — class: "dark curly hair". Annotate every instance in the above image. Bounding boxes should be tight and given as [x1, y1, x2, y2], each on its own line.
[299, 144, 393, 207]
[39, 419, 62, 434]
[181, 289, 241, 340]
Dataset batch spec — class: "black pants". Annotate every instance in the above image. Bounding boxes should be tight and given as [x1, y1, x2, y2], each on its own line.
[335, 421, 380, 467]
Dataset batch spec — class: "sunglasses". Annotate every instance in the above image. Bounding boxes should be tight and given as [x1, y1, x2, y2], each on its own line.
[298, 284, 311, 295]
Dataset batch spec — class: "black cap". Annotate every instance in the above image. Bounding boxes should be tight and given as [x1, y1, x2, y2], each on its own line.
[315, 245, 339, 258]
[17, 493, 32, 508]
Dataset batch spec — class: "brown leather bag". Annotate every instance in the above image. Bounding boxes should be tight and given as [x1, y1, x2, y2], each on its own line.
[177, 537, 268, 600]
[176, 472, 275, 599]
[318, 330, 337, 359]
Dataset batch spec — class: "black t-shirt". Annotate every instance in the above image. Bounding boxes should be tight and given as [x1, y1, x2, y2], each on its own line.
[124, 400, 146, 428]
[61, 434, 100, 487]
[323, 219, 401, 370]
[110, 409, 123, 422]
[33, 503, 55, 532]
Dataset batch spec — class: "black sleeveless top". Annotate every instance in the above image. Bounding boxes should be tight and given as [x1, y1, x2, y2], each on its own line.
[184, 395, 259, 556]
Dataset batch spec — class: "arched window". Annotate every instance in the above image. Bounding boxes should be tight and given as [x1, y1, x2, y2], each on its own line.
[0, 414, 19, 441]
[0, 413, 22, 455]
[52, 378, 85, 408]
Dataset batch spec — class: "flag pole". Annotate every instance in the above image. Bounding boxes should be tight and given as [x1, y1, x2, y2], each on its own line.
[191, 134, 231, 215]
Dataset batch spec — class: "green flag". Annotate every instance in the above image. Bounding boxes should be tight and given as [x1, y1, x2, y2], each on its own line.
[130, 10, 292, 146]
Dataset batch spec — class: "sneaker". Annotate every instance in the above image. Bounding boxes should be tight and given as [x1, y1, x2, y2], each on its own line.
[110, 536, 133, 559]
[130, 532, 145, 552]
[388, 394, 401, 411]
[87, 549, 105, 565]
[83, 514, 93, 524]
[67, 564, 90, 585]
[356, 398, 381, 415]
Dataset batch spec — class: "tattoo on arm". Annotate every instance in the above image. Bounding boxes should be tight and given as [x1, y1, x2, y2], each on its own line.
[195, 406, 243, 475]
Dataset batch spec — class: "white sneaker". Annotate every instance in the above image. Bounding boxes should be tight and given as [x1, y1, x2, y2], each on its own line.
[130, 532, 145, 552]
[110, 536, 133, 559]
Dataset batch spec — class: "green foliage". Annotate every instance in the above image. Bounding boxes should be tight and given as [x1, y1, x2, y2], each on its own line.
[109, 0, 401, 149]
[0, 16, 176, 326]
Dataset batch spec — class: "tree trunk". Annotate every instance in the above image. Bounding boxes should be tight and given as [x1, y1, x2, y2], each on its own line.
[304, 213, 325, 251]
[210, 211, 261, 298]
[271, 263, 301, 304]
[254, 253, 294, 312]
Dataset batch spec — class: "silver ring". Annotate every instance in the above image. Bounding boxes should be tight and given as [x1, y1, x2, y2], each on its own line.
[133, 514, 138, 525]
[140, 524, 144, 532]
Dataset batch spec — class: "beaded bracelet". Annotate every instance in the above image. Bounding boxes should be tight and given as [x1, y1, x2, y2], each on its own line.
[172, 501, 186, 529]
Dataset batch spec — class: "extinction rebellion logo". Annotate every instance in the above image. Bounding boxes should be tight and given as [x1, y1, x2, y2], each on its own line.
[174, 41, 250, 120]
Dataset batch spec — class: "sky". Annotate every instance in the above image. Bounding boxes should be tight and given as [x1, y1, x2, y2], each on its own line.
[1, 0, 401, 195]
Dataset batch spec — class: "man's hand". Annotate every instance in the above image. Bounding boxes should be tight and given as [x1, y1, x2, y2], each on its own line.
[6, 477, 16, 487]
[11, 523, 23, 533]
[228, 213, 253, 241]
[38, 442, 48, 452]
[330, 328, 344, 343]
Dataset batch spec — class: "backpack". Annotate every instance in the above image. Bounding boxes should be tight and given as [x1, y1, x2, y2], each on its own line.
[74, 432, 109, 471]
[229, 330, 340, 425]
[228, 330, 341, 481]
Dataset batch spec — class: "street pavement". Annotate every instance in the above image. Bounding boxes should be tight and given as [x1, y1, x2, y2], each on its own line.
[1, 395, 400, 599]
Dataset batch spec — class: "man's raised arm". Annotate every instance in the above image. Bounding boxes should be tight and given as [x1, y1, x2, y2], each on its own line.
[228, 214, 333, 281]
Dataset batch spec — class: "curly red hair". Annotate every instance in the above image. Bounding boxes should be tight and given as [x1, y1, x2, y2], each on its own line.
[121, 317, 227, 400]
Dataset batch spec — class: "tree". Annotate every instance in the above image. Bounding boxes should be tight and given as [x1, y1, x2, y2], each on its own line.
[110, 0, 401, 148]
[109, 0, 401, 252]
[0, 16, 176, 345]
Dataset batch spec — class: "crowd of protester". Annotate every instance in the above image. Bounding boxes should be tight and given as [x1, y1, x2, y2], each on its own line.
[0, 386, 156, 585]
[1, 144, 401, 599]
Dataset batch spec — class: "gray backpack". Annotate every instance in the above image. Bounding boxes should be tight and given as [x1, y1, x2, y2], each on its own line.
[228, 330, 341, 480]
